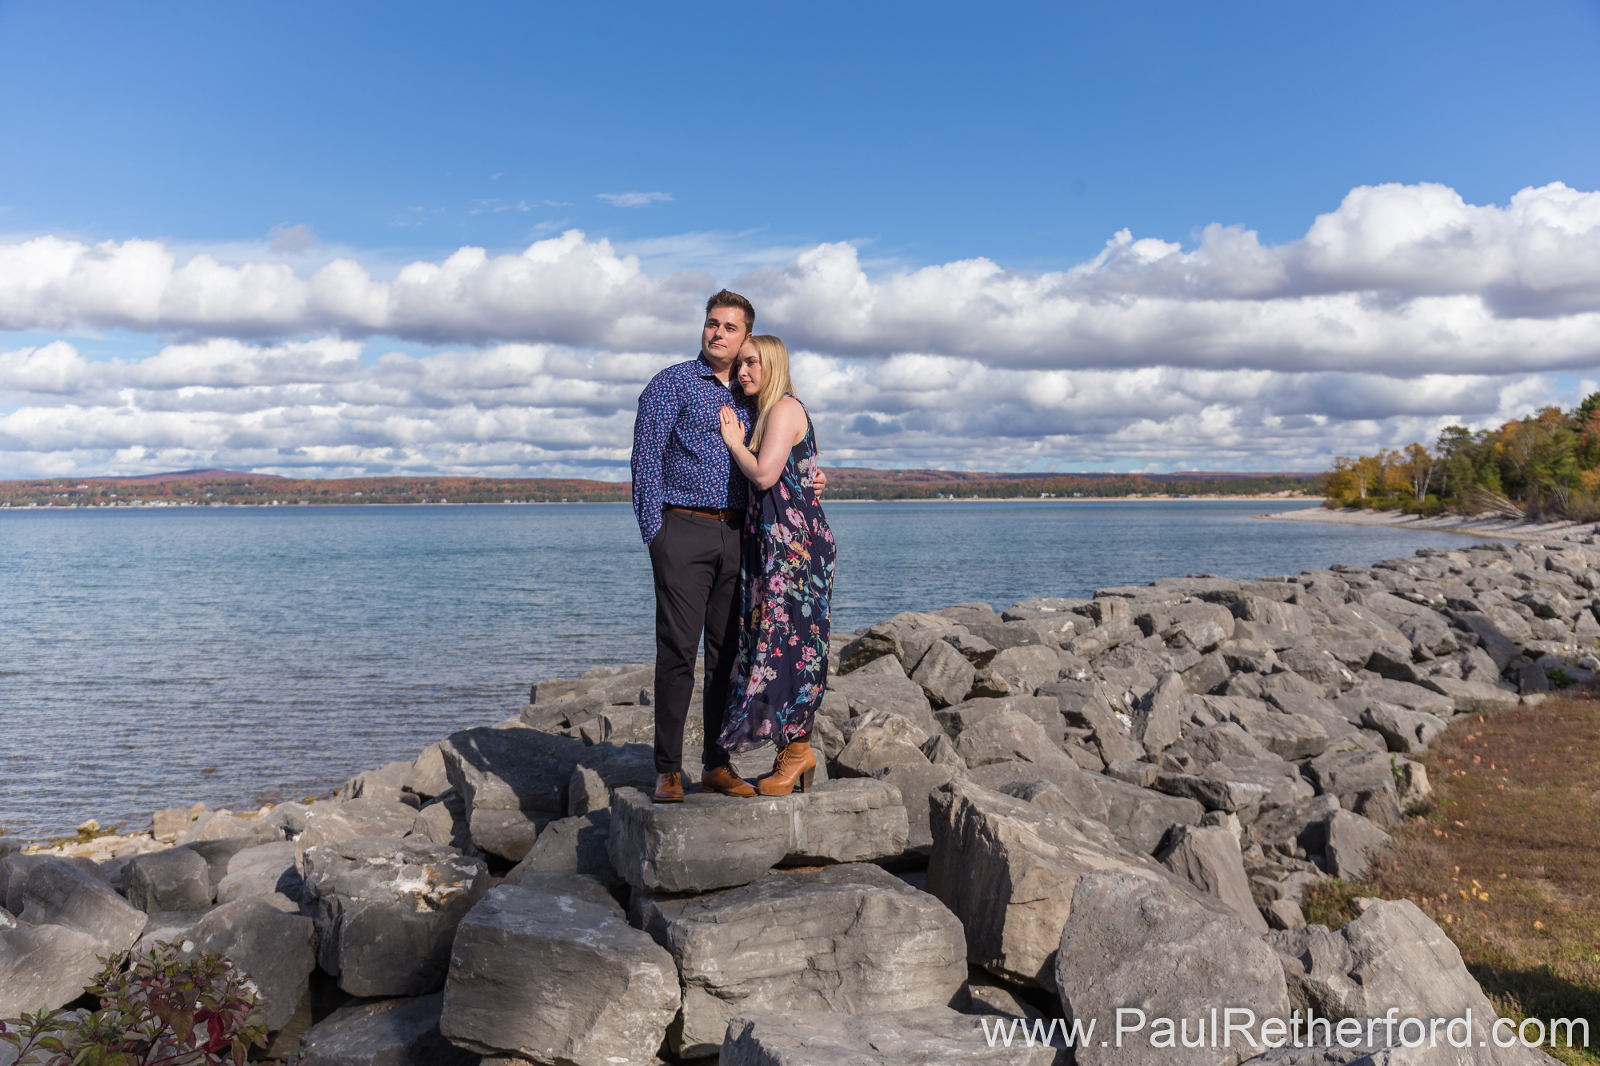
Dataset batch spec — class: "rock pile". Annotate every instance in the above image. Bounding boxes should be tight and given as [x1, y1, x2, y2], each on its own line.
[4, 539, 1586, 1064]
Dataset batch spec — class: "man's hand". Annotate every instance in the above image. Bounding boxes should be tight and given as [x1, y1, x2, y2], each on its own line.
[718, 406, 747, 449]
[813, 467, 828, 495]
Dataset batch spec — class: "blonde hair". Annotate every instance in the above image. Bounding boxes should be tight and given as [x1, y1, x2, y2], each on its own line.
[746, 335, 800, 451]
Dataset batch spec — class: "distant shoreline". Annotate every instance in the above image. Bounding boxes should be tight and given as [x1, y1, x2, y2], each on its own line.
[1260, 505, 1597, 543]
[2, 494, 1326, 510]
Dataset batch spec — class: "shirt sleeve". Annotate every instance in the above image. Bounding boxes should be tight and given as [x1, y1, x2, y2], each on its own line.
[631, 373, 672, 544]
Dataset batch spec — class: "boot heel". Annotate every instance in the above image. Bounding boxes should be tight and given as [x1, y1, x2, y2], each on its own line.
[798, 767, 816, 793]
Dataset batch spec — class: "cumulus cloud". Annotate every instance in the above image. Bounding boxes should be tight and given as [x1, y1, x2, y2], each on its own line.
[596, 192, 674, 208]
[2, 180, 1599, 478]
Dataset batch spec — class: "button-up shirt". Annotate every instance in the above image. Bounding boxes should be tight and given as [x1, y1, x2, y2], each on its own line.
[630, 354, 756, 544]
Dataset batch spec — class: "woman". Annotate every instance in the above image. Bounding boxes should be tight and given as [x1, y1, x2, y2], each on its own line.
[716, 335, 836, 795]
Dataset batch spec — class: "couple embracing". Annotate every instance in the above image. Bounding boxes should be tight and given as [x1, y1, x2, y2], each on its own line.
[630, 289, 837, 803]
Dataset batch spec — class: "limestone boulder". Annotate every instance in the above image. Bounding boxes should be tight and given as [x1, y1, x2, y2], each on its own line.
[505, 809, 620, 889]
[1155, 824, 1267, 933]
[214, 841, 300, 905]
[663, 864, 967, 1058]
[126, 847, 213, 913]
[295, 798, 423, 859]
[19, 860, 146, 953]
[824, 670, 940, 737]
[722, 1006, 1062, 1066]
[913, 638, 979, 708]
[440, 726, 587, 861]
[1056, 870, 1291, 1066]
[0, 922, 104, 1018]
[1206, 696, 1331, 760]
[1267, 900, 1547, 1065]
[1040, 678, 1143, 763]
[187, 896, 316, 1032]
[955, 708, 1078, 772]
[1361, 703, 1447, 754]
[301, 836, 490, 997]
[1417, 676, 1520, 714]
[874, 762, 959, 851]
[607, 780, 908, 893]
[440, 877, 680, 1066]
[927, 780, 1179, 990]
[834, 710, 932, 777]
[294, 992, 477, 1066]
[1133, 672, 1185, 754]
[1323, 810, 1390, 880]
[1096, 775, 1205, 854]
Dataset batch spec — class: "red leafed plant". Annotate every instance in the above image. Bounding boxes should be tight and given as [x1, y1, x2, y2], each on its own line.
[0, 941, 268, 1065]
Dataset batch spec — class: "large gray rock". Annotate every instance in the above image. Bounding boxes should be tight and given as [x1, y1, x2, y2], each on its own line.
[1040, 678, 1143, 763]
[875, 762, 959, 851]
[1267, 900, 1547, 1065]
[215, 840, 300, 905]
[1323, 811, 1390, 880]
[505, 810, 619, 888]
[1207, 696, 1331, 760]
[0, 922, 104, 1018]
[1361, 703, 1447, 754]
[955, 708, 1079, 771]
[126, 847, 213, 913]
[834, 710, 932, 777]
[824, 671, 940, 737]
[187, 896, 317, 1032]
[1056, 870, 1291, 1066]
[913, 638, 978, 708]
[294, 992, 477, 1066]
[20, 860, 146, 953]
[1336, 680, 1454, 721]
[296, 798, 423, 858]
[964, 759, 1110, 825]
[301, 836, 489, 997]
[1306, 750, 1396, 800]
[1133, 672, 1185, 754]
[1096, 776, 1205, 854]
[991, 645, 1065, 696]
[439, 879, 679, 1066]
[1417, 676, 1520, 714]
[663, 864, 967, 1058]
[1155, 773, 1270, 814]
[722, 1006, 1063, 1066]
[927, 780, 1177, 990]
[1171, 722, 1276, 765]
[3, 854, 102, 915]
[607, 780, 908, 893]
[1156, 824, 1268, 933]
[441, 726, 588, 860]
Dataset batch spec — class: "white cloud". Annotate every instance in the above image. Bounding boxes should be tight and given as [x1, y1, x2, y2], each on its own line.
[2, 180, 1599, 478]
[267, 223, 318, 254]
[596, 192, 674, 208]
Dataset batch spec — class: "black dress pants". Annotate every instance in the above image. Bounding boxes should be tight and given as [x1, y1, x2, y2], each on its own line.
[648, 509, 742, 775]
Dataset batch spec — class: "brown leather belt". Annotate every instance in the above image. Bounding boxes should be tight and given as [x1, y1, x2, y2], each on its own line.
[665, 505, 744, 521]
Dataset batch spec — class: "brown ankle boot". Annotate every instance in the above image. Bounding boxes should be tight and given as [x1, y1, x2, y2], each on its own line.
[701, 764, 756, 797]
[653, 772, 684, 802]
[758, 741, 816, 796]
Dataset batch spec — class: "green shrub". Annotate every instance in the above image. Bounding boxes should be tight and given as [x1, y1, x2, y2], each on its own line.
[0, 942, 267, 1065]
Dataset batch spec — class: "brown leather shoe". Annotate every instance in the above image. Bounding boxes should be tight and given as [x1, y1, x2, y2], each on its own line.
[758, 741, 817, 796]
[701, 764, 756, 797]
[653, 772, 685, 802]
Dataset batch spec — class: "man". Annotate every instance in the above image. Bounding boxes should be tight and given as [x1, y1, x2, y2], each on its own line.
[630, 290, 765, 802]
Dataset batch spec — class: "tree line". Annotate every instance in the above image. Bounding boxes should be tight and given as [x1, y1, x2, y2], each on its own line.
[1323, 395, 1600, 520]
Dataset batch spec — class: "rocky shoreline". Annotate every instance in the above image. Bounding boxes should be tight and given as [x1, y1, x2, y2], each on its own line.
[7, 534, 1596, 1064]
[1264, 505, 1600, 543]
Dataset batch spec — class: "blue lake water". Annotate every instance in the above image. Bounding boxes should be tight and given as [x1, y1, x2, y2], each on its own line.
[0, 500, 1488, 840]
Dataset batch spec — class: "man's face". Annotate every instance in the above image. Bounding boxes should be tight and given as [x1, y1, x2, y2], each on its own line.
[701, 305, 750, 363]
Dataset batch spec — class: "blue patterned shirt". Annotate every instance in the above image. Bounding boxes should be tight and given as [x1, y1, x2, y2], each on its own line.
[631, 354, 756, 544]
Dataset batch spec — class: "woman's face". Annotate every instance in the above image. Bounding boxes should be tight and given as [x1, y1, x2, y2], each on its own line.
[735, 343, 764, 396]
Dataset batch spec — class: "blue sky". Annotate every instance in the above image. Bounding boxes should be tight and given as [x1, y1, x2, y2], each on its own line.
[1, 0, 1599, 478]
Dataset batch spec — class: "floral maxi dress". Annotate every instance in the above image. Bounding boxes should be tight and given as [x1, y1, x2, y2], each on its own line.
[719, 411, 837, 752]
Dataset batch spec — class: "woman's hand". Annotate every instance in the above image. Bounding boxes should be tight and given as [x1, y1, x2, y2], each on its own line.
[719, 406, 747, 450]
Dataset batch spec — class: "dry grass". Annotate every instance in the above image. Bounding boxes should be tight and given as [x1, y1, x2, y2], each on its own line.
[1305, 696, 1600, 1063]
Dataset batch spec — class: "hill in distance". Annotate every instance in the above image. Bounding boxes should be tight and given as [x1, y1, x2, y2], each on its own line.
[1, 466, 1322, 507]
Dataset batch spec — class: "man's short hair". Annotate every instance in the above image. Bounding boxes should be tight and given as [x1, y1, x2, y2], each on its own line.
[706, 289, 754, 332]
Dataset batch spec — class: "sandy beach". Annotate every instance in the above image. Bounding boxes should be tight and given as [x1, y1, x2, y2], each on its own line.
[1260, 505, 1600, 543]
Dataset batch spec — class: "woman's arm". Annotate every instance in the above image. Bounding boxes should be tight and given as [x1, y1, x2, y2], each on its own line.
[719, 397, 806, 491]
